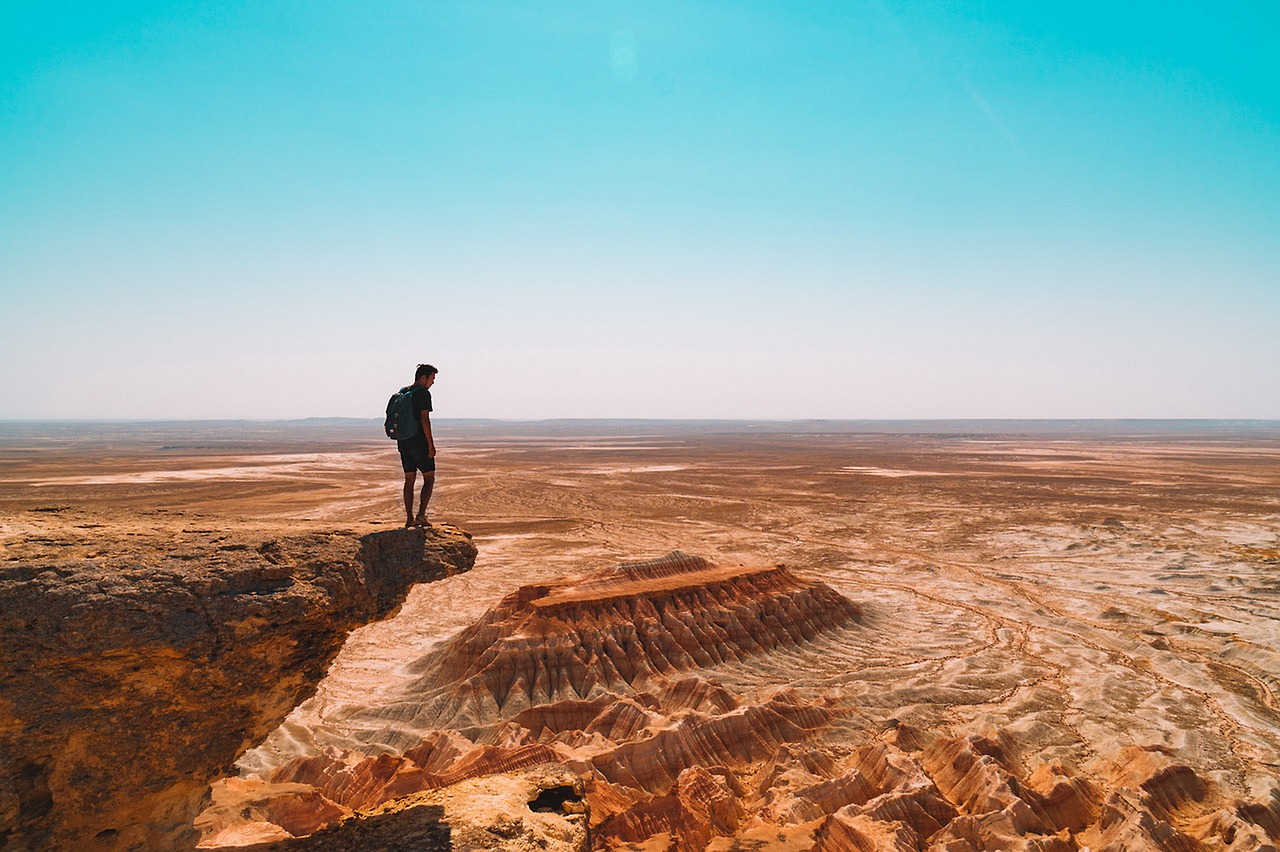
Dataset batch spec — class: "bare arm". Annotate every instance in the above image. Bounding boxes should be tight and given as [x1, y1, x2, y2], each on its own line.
[421, 410, 435, 457]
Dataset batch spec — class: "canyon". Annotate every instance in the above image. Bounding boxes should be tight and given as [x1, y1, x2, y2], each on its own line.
[2, 420, 1279, 850]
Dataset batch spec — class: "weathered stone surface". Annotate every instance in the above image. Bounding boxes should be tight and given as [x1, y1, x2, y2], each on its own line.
[195, 778, 352, 846]
[7, 423, 1280, 850]
[200, 551, 1280, 851]
[220, 802, 450, 852]
[214, 766, 585, 852]
[0, 523, 476, 851]
[392, 551, 862, 732]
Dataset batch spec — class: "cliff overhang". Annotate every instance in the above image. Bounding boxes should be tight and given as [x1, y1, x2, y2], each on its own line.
[0, 522, 477, 851]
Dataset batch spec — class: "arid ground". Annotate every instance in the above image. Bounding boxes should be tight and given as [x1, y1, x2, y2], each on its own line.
[3, 419, 1279, 849]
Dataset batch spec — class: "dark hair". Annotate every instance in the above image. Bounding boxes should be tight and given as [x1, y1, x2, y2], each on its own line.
[415, 363, 438, 381]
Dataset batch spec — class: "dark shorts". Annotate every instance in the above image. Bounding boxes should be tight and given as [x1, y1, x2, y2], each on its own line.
[398, 437, 436, 474]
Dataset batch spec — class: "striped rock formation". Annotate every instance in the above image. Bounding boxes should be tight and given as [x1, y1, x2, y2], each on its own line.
[201, 552, 1280, 850]
[391, 551, 862, 733]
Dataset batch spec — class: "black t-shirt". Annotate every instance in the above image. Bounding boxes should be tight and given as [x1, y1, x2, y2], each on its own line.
[411, 386, 433, 419]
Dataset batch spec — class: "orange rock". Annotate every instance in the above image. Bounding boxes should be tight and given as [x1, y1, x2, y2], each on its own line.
[1, 524, 476, 852]
[398, 552, 861, 728]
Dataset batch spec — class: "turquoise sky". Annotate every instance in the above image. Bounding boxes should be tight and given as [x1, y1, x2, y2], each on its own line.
[2, 2, 1277, 418]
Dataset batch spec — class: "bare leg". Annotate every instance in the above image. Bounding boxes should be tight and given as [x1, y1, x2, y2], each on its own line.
[414, 472, 435, 525]
[403, 472, 417, 527]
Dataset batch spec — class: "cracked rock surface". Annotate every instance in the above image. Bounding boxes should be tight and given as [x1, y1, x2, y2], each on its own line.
[0, 518, 476, 851]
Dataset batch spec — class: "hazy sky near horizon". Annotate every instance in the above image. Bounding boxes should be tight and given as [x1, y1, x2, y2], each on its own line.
[2, 2, 1278, 419]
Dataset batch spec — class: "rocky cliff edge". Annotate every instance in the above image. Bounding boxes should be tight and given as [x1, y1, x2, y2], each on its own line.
[0, 520, 477, 852]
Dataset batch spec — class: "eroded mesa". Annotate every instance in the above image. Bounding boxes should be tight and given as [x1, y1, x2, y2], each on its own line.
[204, 551, 1279, 851]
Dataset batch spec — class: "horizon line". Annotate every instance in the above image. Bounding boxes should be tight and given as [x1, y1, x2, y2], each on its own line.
[3, 417, 1280, 425]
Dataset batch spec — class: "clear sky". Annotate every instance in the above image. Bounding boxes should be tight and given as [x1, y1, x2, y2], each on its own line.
[2, 2, 1277, 419]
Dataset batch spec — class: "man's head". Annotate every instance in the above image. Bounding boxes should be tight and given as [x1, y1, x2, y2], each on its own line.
[415, 363, 438, 388]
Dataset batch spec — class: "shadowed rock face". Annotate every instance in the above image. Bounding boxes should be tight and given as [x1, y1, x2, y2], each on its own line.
[0, 524, 476, 852]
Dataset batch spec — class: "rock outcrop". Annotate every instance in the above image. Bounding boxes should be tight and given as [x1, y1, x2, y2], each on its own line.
[202, 767, 585, 852]
[799, 727, 1280, 852]
[202, 553, 861, 847]
[388, 551, 862, 734]
[200, 551, 1280, 851]
[0, 523, 477, 851]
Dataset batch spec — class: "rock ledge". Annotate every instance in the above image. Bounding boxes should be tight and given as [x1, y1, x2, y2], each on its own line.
[0, 523, 477, 851]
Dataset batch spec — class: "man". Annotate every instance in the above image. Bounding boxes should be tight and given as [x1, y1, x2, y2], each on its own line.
[399, 363, 437, 527]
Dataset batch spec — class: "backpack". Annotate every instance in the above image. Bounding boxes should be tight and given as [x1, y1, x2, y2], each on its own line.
[384, 387, 419, 440]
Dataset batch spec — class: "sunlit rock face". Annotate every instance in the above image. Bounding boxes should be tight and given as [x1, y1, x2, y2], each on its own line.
[202, 552, 861, 846]
[200, 767, 586, 852]
[0, 524, 477, 852]
[207, 551, 1280, 851]
[395, 550, 863, 733]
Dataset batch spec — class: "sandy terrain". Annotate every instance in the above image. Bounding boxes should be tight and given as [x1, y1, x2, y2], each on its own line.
[3, 419, 1279, 848]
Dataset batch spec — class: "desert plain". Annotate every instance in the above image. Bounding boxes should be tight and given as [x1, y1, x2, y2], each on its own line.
[3, 419, 1279, 850]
